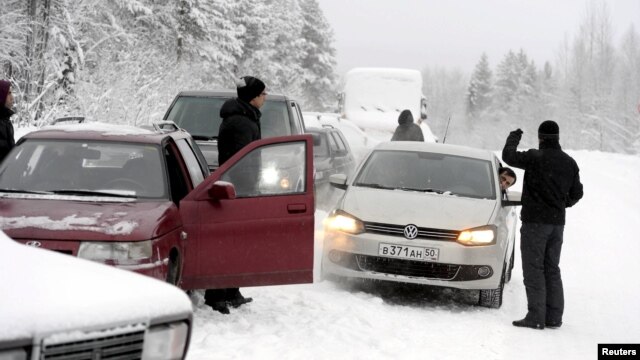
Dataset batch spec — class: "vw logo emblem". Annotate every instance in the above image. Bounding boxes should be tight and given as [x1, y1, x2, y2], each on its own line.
[403, 224, 418, 239]
[26, 241, 42, 247]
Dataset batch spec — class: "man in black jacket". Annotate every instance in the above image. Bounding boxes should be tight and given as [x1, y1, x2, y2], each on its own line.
[0, 80, 15, 164]
[502, 120, 583, 330]
[205, 75, 266, 314]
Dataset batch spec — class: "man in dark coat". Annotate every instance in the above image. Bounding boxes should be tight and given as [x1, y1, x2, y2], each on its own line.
[0, 80, 15, 164]
[391, 109, 424, 141]
[205, 75, 266, 315]
[502, 120, 583, 330]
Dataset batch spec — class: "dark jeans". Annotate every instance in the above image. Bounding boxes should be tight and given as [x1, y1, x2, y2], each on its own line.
[520, 223, 565, 323]
[204, 288, 241, 304]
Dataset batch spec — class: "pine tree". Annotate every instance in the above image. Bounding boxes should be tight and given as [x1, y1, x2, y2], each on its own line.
[466, 53, 492, 116]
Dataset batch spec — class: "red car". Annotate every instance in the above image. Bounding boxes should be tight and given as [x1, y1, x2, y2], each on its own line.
[0, 122, 315, 290]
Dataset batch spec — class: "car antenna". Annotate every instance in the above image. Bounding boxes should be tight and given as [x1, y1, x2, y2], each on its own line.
[441, 115, 452, 144]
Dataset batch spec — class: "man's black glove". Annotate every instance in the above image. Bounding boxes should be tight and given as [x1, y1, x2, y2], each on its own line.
[509, 128, 523, 141]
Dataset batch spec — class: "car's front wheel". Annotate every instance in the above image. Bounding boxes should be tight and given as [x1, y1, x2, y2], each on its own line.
[478, 264, 505, 309]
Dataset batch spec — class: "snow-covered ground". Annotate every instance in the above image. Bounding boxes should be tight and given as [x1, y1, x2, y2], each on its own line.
[12, 126, 640, 359]
[186, 148, 640, 359]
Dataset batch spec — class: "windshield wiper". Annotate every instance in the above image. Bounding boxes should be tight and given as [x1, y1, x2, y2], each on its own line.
[0, 188, 54, 195]
[396, 187, 446, 194]
[51, 189, 138, 198]
[354, 182, 394, 190]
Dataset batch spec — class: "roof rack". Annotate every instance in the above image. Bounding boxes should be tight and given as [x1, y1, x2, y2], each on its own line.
[51, 116, 85, 125]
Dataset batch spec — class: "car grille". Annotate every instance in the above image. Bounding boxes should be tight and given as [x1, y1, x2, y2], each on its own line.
[355, 255, 460, 280]
[364, 222, 459, 241]
[41, 326, 145, 359]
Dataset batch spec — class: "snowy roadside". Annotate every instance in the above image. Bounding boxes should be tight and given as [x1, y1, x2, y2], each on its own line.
[187, 150, 640, 360]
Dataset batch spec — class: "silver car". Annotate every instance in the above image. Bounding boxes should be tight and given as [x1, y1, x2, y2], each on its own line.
[322, 142, 520, 308]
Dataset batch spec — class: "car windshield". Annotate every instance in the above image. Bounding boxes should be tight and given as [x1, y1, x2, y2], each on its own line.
[354, 150, 496, 199]
[166, 96, 291, 139]
[0, 140, 167, 199]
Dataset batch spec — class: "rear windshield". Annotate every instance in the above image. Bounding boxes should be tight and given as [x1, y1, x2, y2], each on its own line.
[166, 96, 292, 139]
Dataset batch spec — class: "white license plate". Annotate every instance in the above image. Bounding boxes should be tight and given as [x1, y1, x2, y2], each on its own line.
[378, 243, 439, 261]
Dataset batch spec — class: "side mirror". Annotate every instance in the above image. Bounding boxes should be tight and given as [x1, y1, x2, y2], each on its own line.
[329, 173, 348, 190]
[208, 181, 236, 200]
[502, 191, 522, 207]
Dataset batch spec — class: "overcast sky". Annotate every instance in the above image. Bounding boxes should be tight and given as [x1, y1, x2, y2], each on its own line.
[318, 0, 640, 75]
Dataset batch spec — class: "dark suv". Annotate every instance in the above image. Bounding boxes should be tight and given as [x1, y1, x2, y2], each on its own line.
[164, 90, 306, 170]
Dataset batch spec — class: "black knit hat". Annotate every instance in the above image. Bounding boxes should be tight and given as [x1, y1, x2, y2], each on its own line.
[538, 120, 559, 139]
[236, 76, 266, 102]
[398, 109, 414, 125]
[0, 80, 10, 108]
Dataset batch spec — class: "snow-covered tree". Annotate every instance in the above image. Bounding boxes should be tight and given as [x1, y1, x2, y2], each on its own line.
[298, 0, 338, 111]
[466, 53, 492, 116]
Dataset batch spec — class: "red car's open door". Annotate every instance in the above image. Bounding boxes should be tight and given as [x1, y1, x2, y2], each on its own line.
[179, 135, 315, 290]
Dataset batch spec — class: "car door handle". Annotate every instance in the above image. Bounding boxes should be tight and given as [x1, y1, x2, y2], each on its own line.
[287, 203, 307, 214]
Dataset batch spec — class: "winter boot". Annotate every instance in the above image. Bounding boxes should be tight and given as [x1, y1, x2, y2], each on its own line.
[227, 288, 253, 308]
[545, 320, 562, 329]
[229, 295, 253, 308]
[209, 301, 230, 315]
[512, 318, 544, 330]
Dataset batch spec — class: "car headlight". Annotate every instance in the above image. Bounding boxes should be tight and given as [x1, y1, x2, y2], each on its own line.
[457, 225, 497, 246]
[142, 322, 189, 360]
[78, 241, 152, 265]
[324, 210, 365, 234]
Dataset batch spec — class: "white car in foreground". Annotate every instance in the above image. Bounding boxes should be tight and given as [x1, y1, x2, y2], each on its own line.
[0, 231, 193, 359]
[322, 142, 520, 308]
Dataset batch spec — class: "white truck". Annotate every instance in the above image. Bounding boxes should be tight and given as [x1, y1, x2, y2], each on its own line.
[337, 67, 436, 142]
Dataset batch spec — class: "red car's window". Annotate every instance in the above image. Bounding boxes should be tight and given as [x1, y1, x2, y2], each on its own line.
[0, 140, 167, 199]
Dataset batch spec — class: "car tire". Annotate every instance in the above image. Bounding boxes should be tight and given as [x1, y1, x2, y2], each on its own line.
[166, 250, 181, 286]
[478, 263, 505, 309]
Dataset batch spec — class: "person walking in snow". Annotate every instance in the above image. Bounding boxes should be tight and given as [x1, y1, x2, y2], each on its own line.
[0, 80, 15, 164]
[502, 120, 583, 330]
[391, 109, 424, 142]
[204, 75, 267, 315]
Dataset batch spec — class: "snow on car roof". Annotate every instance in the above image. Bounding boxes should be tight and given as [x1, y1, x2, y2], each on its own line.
[374, 141, 494, 161]
[40, 121, 156, 135]
[22, 122, 189, 143]
[0, 231, 192, 342]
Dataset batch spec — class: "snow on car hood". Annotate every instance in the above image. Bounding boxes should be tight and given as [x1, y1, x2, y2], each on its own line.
[341, 187, 497, 230]
[0, 198, 180, 241]
[0, 231, 192, 342]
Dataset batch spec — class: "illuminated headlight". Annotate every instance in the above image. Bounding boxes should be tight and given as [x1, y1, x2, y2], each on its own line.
[457, 225, 497, 246]
[261, 167, 279, 185]
[324, 210, 365, 234]
[0, 348, 28, 360]
[78, 241, 152, 265]
[142, 322, 189, 360]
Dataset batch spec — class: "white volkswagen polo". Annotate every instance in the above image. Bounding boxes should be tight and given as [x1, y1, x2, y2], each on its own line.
[322, 142, 520, 308]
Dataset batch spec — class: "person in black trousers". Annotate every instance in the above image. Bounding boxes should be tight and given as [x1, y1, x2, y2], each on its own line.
[205, 75, 267, 314]
[502, 120, 583, 330]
